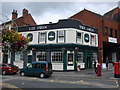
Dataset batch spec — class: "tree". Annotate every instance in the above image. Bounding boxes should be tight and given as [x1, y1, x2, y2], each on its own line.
[1, 27, 30, 64]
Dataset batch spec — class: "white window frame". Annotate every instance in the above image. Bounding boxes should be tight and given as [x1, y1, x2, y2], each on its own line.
[77, 32, 82, 43]
[77, 52, 83, 63]
[90, 34, 96, 46]
[15, 52, 23, 61]
[51, 51, 63, 62]
[36, 52, 47, 61]
[39, 32, 46, 43]
[58, 31, 65, 43]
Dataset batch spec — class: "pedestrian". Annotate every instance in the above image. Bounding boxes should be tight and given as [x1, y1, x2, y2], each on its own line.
[77, 65, 81, 71]
[106, 57, 109, 70]
[94, 60, 98, 74]
[93, 60, 97, 69]
[95, 66, 98, 74]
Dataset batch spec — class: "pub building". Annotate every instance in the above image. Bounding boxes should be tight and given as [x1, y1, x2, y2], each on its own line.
[16, 19, 98, 71]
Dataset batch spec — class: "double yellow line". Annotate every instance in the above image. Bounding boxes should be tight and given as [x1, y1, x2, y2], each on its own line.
[2, 83, 22, 90]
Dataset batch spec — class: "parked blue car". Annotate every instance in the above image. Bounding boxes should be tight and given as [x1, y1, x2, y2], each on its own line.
[19, 61, 52, 78]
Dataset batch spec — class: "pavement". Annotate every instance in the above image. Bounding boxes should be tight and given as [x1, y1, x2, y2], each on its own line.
[53, 68, 117, 80]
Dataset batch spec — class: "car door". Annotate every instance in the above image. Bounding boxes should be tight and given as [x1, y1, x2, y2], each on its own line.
[31, 63, 41, 76]
[0, 64, 2, 74]
[25, 64, 34, 75]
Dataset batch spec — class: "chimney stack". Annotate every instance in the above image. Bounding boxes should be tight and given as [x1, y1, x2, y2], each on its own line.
[23, 8, 29, 18]
[12, 9, 18, 20]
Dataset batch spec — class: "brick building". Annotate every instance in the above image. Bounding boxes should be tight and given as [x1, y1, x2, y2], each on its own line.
[3, 8, 36, 30]
[2, 8, 37, 64]
[70, 7, 120, 64]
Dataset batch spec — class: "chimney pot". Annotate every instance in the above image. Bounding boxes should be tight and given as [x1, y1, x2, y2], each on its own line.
[12, 9, 18, 20]
[23, 8, 29, 17]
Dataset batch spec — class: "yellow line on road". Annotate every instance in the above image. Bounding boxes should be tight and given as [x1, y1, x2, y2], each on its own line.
[2, 83, 22, 90]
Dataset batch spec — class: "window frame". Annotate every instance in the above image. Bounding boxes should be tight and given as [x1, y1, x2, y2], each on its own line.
[77, 52, 83, 63]
[15, 52, 23, 61]
[76, 31, 83, 43]
[39, 32, 46, 43]
[36, 52, 47, 61]
[90, 34, 96, 46]
[110, 28, 113, 37]
[57, 30, 65, 43]
[51, 51, 63, 62]
[104, 26, 108, 36]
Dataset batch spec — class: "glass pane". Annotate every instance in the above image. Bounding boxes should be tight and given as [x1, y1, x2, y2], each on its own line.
[41, 64, 46, 69]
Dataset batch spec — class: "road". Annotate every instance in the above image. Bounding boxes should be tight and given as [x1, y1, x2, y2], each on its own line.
[1, 73, 119, 90]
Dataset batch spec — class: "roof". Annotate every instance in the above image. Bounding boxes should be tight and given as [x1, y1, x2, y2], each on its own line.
[2, 17, 23, 25]
[103, 7, 119, 16]
[2, 14, 36, 26]
[70, 8, 102, 18]
[18, 18, 98, 34]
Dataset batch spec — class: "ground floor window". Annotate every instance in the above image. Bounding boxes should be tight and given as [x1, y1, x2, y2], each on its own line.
[36, 52, 47, 61]
[15, 52, 23, 61]
[92, 53, 97, 61]
[51, 51, 63, 62]
[77, 52, 83, 63]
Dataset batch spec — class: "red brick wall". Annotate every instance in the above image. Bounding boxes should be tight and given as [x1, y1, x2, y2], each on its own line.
[23, 14, 37, 26]
[70, 9, 120, 44]
[70, 9, 120, 63]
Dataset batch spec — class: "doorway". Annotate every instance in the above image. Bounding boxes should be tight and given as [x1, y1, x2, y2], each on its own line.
[86, 57, 91, 69]
[67, 52, 74, 70]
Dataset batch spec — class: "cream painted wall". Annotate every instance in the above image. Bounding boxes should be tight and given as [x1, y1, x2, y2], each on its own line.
[20, 28, 98, 47]
[66, 29, 76, 43]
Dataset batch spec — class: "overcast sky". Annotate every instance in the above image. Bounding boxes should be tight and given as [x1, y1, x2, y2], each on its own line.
[1, 1, 119, 25]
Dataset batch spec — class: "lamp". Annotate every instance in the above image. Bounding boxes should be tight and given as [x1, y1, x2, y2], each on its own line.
[75, 47, 79, 52]
[61, 47, 66, 52]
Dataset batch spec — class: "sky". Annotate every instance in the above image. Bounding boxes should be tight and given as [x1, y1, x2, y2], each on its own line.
[0, 1, 120, 25]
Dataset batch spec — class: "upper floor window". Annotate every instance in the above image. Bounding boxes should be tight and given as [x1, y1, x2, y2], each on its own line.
[27, 33, 33, 42]
[90, 35, 96, 46]
[39, 32, 46, 43]
[110, 28, 113, 37]
[115, 30, 117, 38]
[58, 31, 65, 43]
[77, 32, 82, 43]
[104, 27, 108, 36]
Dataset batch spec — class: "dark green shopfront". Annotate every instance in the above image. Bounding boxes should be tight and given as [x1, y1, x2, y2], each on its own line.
[28, 43, 98, 71]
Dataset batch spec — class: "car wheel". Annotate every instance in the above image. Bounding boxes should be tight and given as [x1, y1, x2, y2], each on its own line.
[39, 73, 45, 78]
[2, 71, 6, 75]
[20, 72, 25, 76]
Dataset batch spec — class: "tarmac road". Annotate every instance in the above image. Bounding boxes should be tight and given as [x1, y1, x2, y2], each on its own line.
[1, 69, 119, 89]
